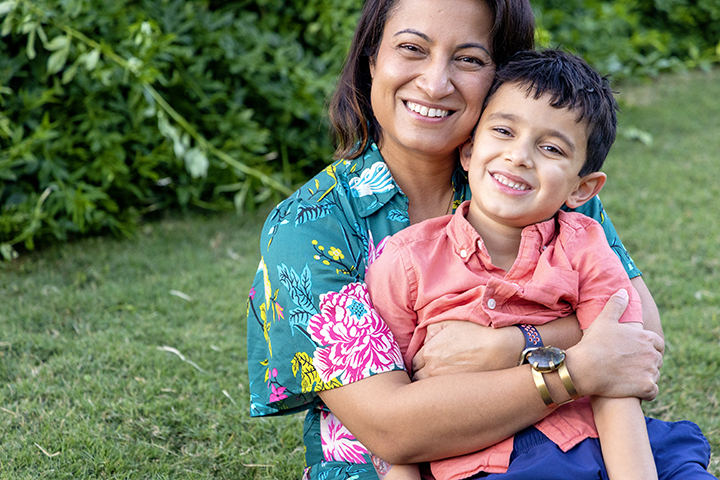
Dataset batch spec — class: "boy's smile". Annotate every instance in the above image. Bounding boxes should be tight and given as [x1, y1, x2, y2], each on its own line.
[461, 83, 603, 234]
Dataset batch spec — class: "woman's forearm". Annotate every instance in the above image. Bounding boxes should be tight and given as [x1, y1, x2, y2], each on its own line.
[319, 290, 663, 465]
[319, 367, 552, 464]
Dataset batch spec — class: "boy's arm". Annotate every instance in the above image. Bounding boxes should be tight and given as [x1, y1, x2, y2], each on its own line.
[568, 218, 657, 478]
[591, 326, 657, 480]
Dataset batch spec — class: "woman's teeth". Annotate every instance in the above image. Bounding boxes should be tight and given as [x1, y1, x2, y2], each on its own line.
[493, 174, 530, 191]
[406, 101, 449, 118]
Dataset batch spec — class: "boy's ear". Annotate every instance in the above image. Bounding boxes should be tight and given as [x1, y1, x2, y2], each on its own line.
[565, 172, 607, 209]
[460, 139, 474, 171]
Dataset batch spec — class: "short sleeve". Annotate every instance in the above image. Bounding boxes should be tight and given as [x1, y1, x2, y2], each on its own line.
[365, 240, 419, 370]
[561, 214, 643, 329]
[247, 172, 405, 417]
[563, 195, 641, 278]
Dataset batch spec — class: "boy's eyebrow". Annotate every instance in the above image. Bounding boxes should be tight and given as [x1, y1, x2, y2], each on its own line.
[394, 29, 491, 56]
[485, 112, 577, 153]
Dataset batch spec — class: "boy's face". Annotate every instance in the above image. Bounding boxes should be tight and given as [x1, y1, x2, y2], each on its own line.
[461, 83, 596, 229]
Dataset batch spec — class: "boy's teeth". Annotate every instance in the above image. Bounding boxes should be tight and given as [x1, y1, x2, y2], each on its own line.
[493, 174, 530, 191]
[407, 101, 449, 118]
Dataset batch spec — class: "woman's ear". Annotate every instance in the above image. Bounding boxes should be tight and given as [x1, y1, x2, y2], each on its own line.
[565, 172, 607, 209]
[460, 139, 474, 172]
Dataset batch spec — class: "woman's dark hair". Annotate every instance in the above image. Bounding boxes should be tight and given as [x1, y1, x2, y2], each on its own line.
[328, 0, 536, 160]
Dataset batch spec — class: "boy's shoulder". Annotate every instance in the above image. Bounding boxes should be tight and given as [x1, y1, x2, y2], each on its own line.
[555, 210, 607, 247]
[386, 213, 453, 248]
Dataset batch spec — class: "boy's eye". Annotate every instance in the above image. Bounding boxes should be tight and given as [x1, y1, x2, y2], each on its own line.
[542, 145, 564, 155]
[492, 127, 512, 136]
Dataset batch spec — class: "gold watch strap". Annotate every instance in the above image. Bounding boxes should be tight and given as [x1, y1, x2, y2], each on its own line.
[558, 362, 581, 401]
[531, 368, 555, 407]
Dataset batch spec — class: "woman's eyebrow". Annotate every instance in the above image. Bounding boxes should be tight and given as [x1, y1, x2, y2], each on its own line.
[393, 29, 430, 41]
[393, 29, 490, 56]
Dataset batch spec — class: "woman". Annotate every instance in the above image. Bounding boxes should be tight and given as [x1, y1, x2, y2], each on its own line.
[246, 0, 665, 478]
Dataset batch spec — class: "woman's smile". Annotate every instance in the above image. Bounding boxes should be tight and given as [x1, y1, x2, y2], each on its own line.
[405, 101, 451, 119]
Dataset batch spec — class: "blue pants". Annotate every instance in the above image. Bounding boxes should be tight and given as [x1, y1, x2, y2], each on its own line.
[473, 418, 715, 479]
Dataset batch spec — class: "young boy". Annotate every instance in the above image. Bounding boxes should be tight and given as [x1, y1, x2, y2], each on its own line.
[365, 49, 713, 480]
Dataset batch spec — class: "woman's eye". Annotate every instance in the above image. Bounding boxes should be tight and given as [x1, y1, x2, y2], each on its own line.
[457, 56, 488, 67]
[493, 127, 512, 136]
[399, 44, 423, 54]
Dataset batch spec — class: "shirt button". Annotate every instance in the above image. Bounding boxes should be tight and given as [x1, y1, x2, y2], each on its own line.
[487, 298, 497, 309]
[460, 249, 467, 258]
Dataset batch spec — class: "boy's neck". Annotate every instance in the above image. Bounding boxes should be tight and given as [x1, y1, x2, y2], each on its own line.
[465, 210, 526, 273]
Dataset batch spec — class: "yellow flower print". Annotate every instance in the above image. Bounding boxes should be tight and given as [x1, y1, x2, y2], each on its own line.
[328, 247, 344, 261]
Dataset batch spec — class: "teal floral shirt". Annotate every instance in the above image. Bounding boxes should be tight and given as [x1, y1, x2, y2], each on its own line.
[246, 141, 639, 480]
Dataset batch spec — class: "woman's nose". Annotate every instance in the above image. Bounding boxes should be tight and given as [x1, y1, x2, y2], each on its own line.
[415, 59, 454, 99]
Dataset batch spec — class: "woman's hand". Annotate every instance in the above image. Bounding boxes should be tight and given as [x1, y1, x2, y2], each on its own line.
[412, 315, 583, 381]
[566, 289, 664, 401]
[411, 321, 523, 380]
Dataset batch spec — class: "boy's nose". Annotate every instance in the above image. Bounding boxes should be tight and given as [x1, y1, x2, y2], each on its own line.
[505, 143, 533, 168]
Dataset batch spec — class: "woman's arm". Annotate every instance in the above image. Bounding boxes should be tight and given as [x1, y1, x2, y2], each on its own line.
[413, 277, 663, 380]
[411, 315, 582, 380]
[631, 275, 664, 341]
[319, 291, 663, 464]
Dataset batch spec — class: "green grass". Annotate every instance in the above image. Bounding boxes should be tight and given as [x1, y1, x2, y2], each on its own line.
[2, 69, 719, 478]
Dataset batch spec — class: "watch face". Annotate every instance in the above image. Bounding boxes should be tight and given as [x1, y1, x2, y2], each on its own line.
[527, 346, 566, 373]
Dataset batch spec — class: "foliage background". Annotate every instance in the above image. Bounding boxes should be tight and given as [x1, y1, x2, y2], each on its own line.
[1, 0, 719, 258]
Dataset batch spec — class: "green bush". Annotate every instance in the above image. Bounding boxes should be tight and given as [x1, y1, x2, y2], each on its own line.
[534, 0, 720, 78]
[0, 0, 361, 259]
[1, 0, 718, 259]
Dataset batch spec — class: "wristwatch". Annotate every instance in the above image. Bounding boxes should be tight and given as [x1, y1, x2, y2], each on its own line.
[525, 346, 581, 408]
[517, 324, 543, 365]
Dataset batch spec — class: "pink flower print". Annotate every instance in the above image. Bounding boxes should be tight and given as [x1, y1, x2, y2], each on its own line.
[269, 383, 288, 403]
[268, 368, 288, 402]
[320, 410, 369, 463]
[307, 282, 404, 385]
[249, 287, 256, 300]
[367, 230, 390, 267]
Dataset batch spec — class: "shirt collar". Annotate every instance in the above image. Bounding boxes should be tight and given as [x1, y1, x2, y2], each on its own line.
[446, 201, 561, 265]
[342, 141, 469, 219]
[340, 141, 403, 218]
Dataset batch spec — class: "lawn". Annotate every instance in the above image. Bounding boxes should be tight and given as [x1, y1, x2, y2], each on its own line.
[1, 69, 719, 479]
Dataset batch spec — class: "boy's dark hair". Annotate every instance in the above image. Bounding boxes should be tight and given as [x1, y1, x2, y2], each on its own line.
[484, 49, 618, 176]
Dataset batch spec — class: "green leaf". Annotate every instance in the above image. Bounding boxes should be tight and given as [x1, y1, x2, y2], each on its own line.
[26, 26, 36, 59]
[62, 61, 79, 84]
[0, 243, 18, 261]
[0, 0, 15, 16]
[1, 9, 13, 36]
[45, 35, 69, 51]
[47, 48, 69, 74]
[84, 48, 100, 71]
[184, 148, 209, 179]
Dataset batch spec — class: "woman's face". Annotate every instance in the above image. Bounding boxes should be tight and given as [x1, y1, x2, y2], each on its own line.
[369, 0, 495, 163]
